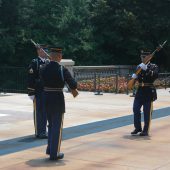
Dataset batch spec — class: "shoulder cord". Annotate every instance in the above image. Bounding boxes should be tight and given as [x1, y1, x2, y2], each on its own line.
[36, 58, 39, 72]
[60, 65, 72, 92]
[60, 65, 65, 83]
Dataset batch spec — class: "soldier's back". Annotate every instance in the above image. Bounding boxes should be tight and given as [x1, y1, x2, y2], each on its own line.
[42, 61, 65, 88]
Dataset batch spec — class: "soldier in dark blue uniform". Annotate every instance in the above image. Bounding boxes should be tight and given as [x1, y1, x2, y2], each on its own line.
[27, 44, 48, 139]
[41, 46, 77, 160]
[131, 51, 159, 136]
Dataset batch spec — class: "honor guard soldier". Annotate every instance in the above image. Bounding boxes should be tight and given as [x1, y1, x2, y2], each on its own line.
[27, 44, 48, 139]
[41, 46, 77, 160]
[131, 51, 159, 136]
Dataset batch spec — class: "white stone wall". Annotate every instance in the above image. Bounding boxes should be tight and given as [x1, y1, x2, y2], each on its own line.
[60, 59, 75, 76]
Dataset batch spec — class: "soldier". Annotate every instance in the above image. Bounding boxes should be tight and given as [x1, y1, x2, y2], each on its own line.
[27, 44, 48, 139]
[41, 46, 77, 160]
[131, 51, 159, 136]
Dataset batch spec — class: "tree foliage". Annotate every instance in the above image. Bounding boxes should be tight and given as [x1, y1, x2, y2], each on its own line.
[0, 0, 170, 70]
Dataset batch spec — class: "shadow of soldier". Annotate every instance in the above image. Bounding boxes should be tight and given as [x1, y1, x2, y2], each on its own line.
[122, 134, 151, 141]
[26, 157, 67, 168]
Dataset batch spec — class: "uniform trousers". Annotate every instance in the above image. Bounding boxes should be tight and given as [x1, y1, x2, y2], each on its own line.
[33, 90, 47, 136]
[46, 111, 64, 159]
[133, 98, 153, 133]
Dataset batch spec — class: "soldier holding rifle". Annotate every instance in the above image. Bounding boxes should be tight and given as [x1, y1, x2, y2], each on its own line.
[129, 41, 167, 136]
[27, 43, 48, 139]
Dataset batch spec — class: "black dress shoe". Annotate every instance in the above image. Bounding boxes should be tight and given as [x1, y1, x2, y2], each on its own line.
[139, 131, 148, 136]
[46, 149, 50, 155]
[131, 129, 142, 135]
[50, 153, 64, 160]
[57, 153, 64, 160]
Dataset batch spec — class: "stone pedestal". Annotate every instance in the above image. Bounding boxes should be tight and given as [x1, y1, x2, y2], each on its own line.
[60, 59, 75, 76]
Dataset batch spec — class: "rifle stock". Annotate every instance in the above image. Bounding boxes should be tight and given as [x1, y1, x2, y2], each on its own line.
[127, 78, 135, 90]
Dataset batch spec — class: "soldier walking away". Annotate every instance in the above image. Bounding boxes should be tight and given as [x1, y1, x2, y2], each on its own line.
[27, 44, 48, 139]
[131, 51, 159, 136]
[41, 46, 78, 160]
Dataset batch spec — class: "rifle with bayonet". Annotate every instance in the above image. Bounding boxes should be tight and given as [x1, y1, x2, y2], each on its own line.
[127, 40, 167, 90]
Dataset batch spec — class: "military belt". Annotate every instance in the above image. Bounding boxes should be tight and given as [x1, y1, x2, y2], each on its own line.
[139, 83, 154, 87]
[44, 87, 63, 92]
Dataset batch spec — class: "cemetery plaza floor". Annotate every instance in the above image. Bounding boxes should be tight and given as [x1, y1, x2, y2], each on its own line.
[0, 89, 170, 170]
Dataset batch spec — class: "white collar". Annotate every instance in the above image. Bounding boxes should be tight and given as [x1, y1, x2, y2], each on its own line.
[38, 56, 45, 62]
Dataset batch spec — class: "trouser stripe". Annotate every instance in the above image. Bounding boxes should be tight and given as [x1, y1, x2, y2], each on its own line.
[33, 98, 38, 136]
[57, 113, 64, 156]
[148, 101, 153, 133]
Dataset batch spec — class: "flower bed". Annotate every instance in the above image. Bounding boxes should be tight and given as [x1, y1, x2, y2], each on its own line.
[77, 76, 128, 93]
[77, 75, 170, 93]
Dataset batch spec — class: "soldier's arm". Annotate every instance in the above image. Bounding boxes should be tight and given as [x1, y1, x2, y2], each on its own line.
[27, 60, 37, 96]
[63, 67, 77, 90]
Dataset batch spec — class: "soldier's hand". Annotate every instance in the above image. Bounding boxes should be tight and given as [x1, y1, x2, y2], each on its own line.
[139, 63, 147, 71]
[132, 73, 137, 79]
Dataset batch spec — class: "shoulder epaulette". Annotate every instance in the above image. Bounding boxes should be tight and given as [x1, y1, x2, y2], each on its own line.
[32, 58, 38, 63]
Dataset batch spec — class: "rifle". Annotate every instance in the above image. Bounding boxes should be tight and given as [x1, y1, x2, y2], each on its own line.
[127, 40, 167, 90]
[30, 39, 51, 59]
[31, 39, 79, 98]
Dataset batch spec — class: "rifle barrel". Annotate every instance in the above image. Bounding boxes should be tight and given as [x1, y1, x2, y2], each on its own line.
[30, 39, 50, 58]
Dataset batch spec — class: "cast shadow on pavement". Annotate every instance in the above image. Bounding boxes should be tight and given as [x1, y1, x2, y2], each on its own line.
[1, 107, 169, 156]
[26, 158, 67, 168]
[123, 134, 151, 141]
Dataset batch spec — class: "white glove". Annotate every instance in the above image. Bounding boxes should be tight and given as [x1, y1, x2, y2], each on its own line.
[132, 73, 137, 79]
[28, 95, 35, 101]
[139, 63, 147, 70]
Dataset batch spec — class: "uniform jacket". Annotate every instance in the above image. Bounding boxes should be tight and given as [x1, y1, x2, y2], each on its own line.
[135, 62, 159, 101]
[41, 61, 77, 113]
[27, 57, 46, 96]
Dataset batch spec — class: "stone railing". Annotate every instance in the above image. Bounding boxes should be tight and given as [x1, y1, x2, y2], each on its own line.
[0, 63, 169, 94]
[73, 65, 135, 76]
